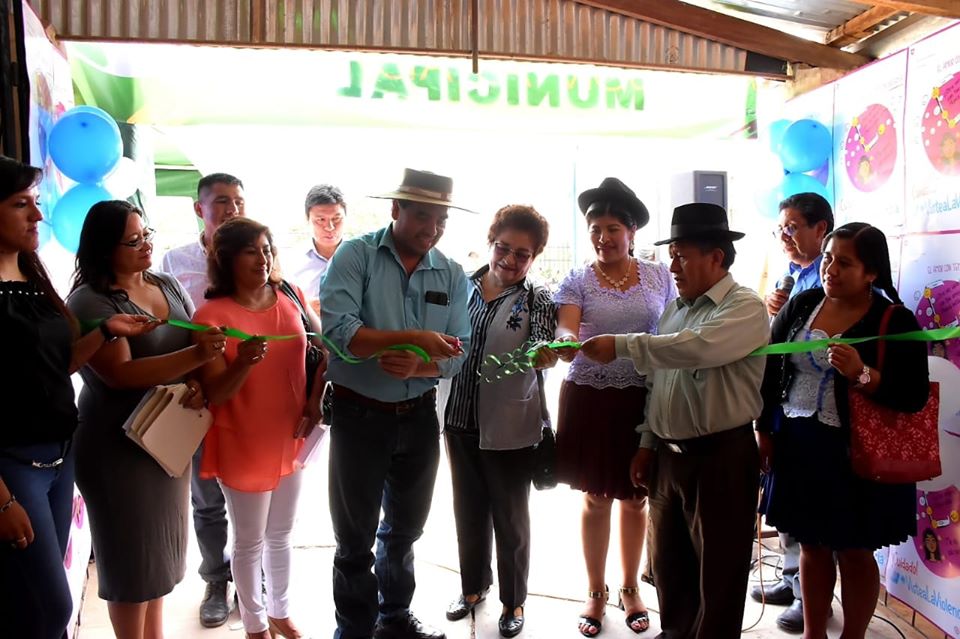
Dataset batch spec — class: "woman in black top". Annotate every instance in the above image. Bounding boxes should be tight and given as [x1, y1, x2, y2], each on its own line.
[756, 223, 929, 639]
[0, 156, 157, 639]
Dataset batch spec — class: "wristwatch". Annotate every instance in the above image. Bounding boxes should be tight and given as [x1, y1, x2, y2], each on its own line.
[99, 321, 119, 343]
[854, 365, 871, 388]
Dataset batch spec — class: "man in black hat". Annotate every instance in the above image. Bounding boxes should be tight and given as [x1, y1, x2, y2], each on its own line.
[580, 202, 769, 639]
[320, 169, 472, 639]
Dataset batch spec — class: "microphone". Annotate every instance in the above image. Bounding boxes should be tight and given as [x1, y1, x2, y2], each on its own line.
[779, 274, 796, 295]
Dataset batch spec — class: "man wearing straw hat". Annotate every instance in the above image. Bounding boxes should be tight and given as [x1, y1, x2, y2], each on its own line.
[321, 169, 472, 639]
[580, 203, 769, 639]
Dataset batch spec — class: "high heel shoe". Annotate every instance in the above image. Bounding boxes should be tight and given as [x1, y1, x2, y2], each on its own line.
[267, 616, 304, 639]
[616, 586, 650, 634]
[578, 585, 608, 637]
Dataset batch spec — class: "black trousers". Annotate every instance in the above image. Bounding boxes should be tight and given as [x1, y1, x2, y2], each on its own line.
[445, 429, 535, 609]
[329, 394, 441, 639]
[648, 427, 759, 639]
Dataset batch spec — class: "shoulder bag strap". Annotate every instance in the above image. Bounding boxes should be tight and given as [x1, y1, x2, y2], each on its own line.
[874, 304, 900, 370]
[278, 280, 311, 333]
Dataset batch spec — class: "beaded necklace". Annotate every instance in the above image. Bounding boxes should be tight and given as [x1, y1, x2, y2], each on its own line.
[595, 258, 634, 292]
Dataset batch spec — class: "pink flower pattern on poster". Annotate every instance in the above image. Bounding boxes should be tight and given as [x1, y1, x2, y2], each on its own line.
[922, 72, 960, 175]
[844, 104, 897, 191]
[916, 487, 960, 578]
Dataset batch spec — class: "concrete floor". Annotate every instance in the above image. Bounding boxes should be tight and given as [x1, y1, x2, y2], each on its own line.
[74, 440, 933, 639]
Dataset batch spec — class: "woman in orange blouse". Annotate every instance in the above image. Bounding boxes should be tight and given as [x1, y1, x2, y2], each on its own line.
[194, 218, 325, 639]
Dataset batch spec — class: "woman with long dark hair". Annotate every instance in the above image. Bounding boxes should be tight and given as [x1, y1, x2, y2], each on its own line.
[193, 217, 324, 639]
[66, 199, 225, 639]
[757, 222, 929, 639]
[0, 157, 157, 639]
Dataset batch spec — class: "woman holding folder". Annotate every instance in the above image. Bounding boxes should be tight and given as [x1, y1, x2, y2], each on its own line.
[66, 199, 226, 639]
[194, 218, 325, 639]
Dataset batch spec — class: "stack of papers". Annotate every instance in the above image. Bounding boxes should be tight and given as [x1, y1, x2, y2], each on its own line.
[122, 384, 213, 478]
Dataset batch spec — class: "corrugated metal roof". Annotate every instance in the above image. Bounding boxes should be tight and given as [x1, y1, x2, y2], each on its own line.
[28, 0, 758, 76]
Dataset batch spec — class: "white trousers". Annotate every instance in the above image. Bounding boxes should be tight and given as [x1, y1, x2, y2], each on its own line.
[220, 471, 303, 632]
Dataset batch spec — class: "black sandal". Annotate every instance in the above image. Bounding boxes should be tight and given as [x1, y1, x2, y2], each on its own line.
[578, 585, 608, 637]
[617, 586, 650, 634]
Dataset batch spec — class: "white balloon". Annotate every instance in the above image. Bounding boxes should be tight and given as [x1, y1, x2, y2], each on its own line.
[929, 356, 960, 418]
[103, 157, 139, 199]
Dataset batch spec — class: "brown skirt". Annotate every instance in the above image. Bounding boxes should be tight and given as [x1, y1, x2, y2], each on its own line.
[556, 380, 648, 500]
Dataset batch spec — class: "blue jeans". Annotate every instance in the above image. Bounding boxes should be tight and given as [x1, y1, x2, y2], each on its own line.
[328, 394, 441, 639]
[191, 444, 231, 583]
[0, 442, 75, 639]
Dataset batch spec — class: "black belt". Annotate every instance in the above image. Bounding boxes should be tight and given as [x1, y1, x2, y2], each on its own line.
[660, 424, 753, 455]
[332, 384, 436, 416]
[0, 439, 71, 469]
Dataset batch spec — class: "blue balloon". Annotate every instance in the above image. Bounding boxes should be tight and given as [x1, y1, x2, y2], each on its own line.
[48, 107, 122, 183]
[809, 161, 831, 186]
[779, 119, 832, 173]
[52, 184, 112, 253]
[778, 173, 833, 205]
[768, 119, 792, 154]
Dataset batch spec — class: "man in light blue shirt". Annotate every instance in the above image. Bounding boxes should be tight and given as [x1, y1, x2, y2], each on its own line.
[756, 191, 833, 633]
[320, 169, 472, 639]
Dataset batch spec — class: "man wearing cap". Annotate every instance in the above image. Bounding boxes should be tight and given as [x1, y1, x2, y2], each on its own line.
[320, 169, 472, 639]
[580, 203, 769, 639]
[757, 192, 834, 633]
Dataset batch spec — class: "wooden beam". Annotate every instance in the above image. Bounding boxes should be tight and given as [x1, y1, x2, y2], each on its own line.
[573, 0, 870, 70]
[849, 0, 960, 19]
[827, 6, 900, 47]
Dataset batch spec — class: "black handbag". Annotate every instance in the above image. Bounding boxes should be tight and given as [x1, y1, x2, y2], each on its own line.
[527, 284, 557, 491]
[531, 368, 557, 491]
[278, 280, 324, 395]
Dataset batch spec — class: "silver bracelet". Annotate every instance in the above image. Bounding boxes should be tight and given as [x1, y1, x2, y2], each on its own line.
[0, 495, 16, 514]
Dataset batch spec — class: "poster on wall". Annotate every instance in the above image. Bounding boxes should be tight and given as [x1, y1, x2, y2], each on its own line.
[833, 51, 907, 233]
[904, 25, 960, 233]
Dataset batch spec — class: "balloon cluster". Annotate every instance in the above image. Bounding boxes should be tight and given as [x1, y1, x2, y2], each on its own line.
[45, 105, 138, 252]
[757, 118, 834, 219]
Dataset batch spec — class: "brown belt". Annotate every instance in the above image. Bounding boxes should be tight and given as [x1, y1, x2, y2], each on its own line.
[660, 423, 753, 455]
[331, 384, 436, 416]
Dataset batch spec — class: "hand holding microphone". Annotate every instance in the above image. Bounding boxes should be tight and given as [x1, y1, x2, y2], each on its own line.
[765, 274, 795, 317]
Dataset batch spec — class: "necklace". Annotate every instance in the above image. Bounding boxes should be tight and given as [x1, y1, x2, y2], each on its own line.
[595, 258, 634, 291]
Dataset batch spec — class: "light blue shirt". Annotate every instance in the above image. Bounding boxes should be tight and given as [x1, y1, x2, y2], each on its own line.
[289, 242, 332, 304]
[320, 225, 471, 402]
[780, 254, 823, 298]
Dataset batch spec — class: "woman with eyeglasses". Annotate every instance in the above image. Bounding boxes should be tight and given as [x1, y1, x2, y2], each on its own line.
[442, 205, 557, 637]
[0, 159, 158, 639]
[553, 178, 676, 637]
[66, 200, 226, 639]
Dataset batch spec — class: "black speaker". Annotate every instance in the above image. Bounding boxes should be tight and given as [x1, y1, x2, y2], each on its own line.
[693, 171, 727, 210]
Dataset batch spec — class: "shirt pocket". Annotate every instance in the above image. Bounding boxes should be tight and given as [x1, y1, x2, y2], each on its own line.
[423, 302, 451, 332]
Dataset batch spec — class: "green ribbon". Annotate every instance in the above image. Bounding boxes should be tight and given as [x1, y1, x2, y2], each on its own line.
[479, 327, 959, 382]
[85, 318, 431, 364]
[749, 325, 960, 356]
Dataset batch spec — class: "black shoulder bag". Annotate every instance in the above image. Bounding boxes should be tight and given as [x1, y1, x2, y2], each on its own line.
[278, 280, 324, 396]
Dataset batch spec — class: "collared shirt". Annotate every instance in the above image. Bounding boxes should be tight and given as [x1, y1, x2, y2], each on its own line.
[614, 273, 769, 447]
[445, 271, 556, 433]
[779, 254, 823, 298]
[289, 241, 334, 304]
[161, 235, 208, 311]
[320, 225, 471, 402]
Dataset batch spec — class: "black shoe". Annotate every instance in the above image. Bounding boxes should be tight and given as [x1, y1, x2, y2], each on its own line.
[199, 580, 233, 628]
[776, 599, 804, 633]
[499, 607, 524, 638]
[750, 579, 795, 606]
[446, 591, 487, 621]
[374, 612, 446, 639]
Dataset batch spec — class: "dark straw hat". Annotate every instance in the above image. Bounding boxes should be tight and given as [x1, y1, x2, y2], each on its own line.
[370, 168, 475, 213]
[577, 177, 650, 229]
[653, 202, 745, 246]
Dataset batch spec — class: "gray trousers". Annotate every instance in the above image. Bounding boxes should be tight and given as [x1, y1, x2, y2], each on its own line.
[191, 445, 231, 583]
[780, 532, 801, 598]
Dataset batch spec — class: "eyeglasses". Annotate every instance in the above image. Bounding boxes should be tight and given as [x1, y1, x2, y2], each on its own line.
[118, 228, 155, 249]
[492, 242, 534, 264]
[772, 223, 801, 239]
